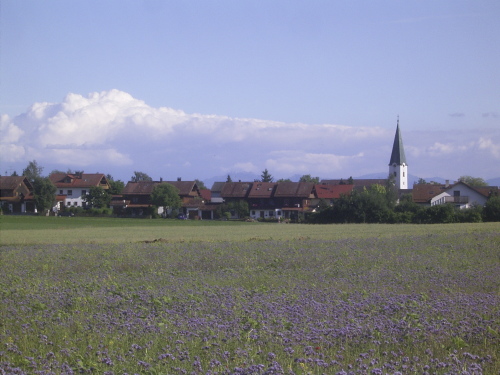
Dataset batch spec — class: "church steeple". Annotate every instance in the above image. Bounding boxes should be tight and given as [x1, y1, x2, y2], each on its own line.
[389, 117, 407, 165]
[389, 117, 408, 189]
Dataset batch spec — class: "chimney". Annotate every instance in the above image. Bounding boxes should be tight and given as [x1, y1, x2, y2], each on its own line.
[160, 177, 163, 182]
[177, 177, 181, 181]
[445, 180, 449, 187]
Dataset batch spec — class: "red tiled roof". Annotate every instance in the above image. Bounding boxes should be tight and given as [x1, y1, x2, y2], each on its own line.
[314, 184, 354, 199]
[411, 183, 447, 203]
[199, 189, 211, 201]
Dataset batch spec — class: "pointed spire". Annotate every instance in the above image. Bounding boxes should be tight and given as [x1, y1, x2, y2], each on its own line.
[389, 117, 407, 165]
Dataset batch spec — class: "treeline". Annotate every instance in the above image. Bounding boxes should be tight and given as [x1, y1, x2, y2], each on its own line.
[307, 184, 500, 224]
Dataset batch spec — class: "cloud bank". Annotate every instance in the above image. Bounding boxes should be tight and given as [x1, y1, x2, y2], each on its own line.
[1, 90, 499, 181]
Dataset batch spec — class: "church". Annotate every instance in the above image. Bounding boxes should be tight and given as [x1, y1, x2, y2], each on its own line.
[389, 118, 408, 190]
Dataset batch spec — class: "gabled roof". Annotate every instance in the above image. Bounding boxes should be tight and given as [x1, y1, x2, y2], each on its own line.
[49, 173, 109, 189]
[412, 181, 498, 203]
[0, 176, 33, 192]
[389, 121, 407, 166]
[122, 181, 199, 197]
[248, 182, 277, 198]
[221, 182, 253, 198]
[314, 184, 355, 199]
[274, 182, 314, 198]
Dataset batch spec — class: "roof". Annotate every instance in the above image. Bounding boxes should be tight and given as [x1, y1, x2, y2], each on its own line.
[122, 181, 199, 197]
[0, 176, 33, 192]
[389, 121, 407, 166]
[49, 173, 109, 189]
[199, 189, 211, 201]
[321, 179, 388, 188]
[221, 182, 253, 198]
[210, 182, 226, 192]
[411, 183, 447, 203]
[274, 182, 314, 198]
[248, 182, 277, 198]
[411, 182, 498, 203]
[314, 184, 355, 199]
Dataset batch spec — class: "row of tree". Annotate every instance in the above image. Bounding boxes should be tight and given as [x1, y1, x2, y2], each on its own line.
[307, 183, 500, 224]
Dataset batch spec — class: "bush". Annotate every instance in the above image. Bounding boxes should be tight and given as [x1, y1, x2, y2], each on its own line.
[483, 196, 500, 222]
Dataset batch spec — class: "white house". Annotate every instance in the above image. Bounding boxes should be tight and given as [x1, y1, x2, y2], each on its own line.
[49, 172, 110, 211]
[430, 182, 494, 209]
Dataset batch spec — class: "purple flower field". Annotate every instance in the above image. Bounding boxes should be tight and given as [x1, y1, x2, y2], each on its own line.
[1, 230, 499, 374]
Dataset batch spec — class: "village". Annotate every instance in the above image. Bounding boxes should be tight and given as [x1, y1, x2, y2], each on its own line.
[1, 124, 499, 222]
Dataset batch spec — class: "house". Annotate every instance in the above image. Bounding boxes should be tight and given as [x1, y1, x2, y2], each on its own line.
[273, 182, 315, 220]
[49, 172, 110, 211]
[110, 179, 216, 218]
[412, 181, 498, 209]
[311, 183, 355, 209]
[247, 182, 279, 220]
[210, 182, 225, 204]
[0, 176, 36, 213]
[219, 181, 253, 218]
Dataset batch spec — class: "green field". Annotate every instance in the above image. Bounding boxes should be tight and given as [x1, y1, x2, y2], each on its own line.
[1, 216, 499, 374]
[1, 215, 499, 245]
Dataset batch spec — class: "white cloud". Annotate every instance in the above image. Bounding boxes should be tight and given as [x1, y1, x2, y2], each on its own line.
[229, 162, 260, 174]
[1, 89, 499, 180]
[0, 115, 24, 143]
[477, 137, 500, 159]
[266, 151, 365, 176]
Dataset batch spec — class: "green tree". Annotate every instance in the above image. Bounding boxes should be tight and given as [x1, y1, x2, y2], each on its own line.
[32, 177, 56, 214]
[458, 176, 488, 187]
[226, 174, 233, 183]
[277, 178, 292, 182]
[23, 160, 44, 182]
[261, 169, 273, 182]
[131, 171, 152, 182]
[415, 178, 428, 185]
[299, 174, 319, 183]
[106, 174, 125, 195]
[223, 199, 249, 218]
[151, 183, 181, 217]
[84, 186, 111, 208]
[483, 196, 500, 222]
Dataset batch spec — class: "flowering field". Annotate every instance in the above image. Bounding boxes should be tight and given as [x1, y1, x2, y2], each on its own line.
[1, 227, 499, 374]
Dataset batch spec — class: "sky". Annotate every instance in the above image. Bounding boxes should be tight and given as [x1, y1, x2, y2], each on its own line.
[1, 1, 499, 184]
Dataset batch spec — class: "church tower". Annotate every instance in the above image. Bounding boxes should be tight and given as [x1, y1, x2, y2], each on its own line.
[389, 118, 408, 190]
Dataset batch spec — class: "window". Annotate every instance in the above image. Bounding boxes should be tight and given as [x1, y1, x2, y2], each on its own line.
[59, 190, 63, 195]
[403, 172, 405, 177]
[277, 211, 282, 216]
[393, 172, 397, 177]
[269, 211, 274, 216]
[67, 190, 73, 196]
[252, 211, 255, 215]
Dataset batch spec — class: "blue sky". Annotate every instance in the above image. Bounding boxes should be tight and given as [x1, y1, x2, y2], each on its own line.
[1, 1, 499, 183]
